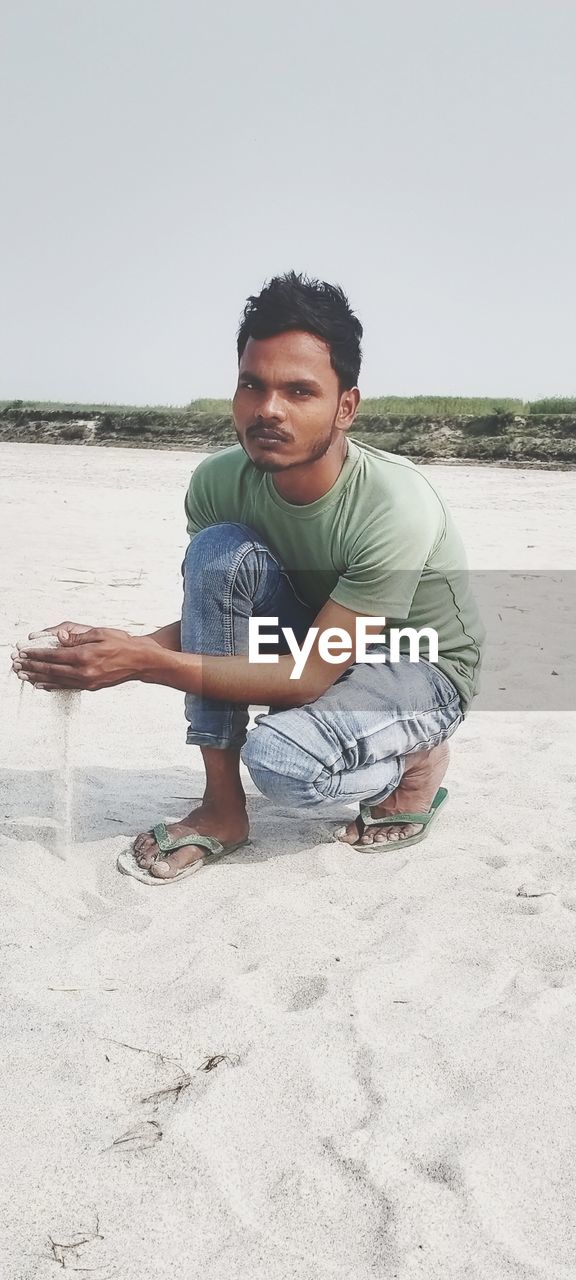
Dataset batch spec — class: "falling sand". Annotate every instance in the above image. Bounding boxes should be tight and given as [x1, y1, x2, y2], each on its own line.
[16, 635, 81, 860]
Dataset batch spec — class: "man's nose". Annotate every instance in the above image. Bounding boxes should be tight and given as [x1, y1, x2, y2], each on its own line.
[257, 390, 286, 422]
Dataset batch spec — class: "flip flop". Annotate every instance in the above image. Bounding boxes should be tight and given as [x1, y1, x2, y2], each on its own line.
[334, 786, 449, 849]
[117, 823, 251, 885]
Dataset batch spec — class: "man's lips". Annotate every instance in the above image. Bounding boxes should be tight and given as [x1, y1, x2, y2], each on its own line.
[247, 428, 290, 444]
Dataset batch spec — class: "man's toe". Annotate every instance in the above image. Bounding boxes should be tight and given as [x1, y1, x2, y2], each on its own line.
[149, 859, 174, 879]
[148, 845, 205, 879]
[149, 854, 191, 879]
[354, 821, 424, 846]
[133, 831, 154, 851]
[337, 820, 363, 844]
[133, 832, 159, 861]
[136, 849, 157, 869]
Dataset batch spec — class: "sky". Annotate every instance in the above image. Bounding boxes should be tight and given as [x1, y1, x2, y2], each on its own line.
[1, 0, 575, 405]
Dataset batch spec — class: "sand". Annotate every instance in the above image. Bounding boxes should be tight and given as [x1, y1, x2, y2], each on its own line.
[1, 441, 576, 1280]
[15, 635, 80, 862]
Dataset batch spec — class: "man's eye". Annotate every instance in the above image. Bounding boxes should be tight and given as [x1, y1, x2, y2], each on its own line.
[293, 388, 311, 397]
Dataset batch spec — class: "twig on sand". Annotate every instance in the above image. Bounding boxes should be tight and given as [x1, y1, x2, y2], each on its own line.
[47, 1210, 104, 1269]
[98, 1036, 191, 1123]
[108, 572, 144, 588]
[141, 1074, 193, 1107]
[48, 1233, 91, 1267]
[96, 1037, 239, 1150]
[96, 1035, 185, 1075]
[198, 1052, 240, 1072]
[139, 1050, 240, 1107]
[54, 1272, 119, 1277]
[48, 986, 119, 993]
[105, 1119, 162, 1151]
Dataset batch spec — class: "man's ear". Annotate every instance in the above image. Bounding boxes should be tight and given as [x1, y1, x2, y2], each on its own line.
[337, 386, 360, 427]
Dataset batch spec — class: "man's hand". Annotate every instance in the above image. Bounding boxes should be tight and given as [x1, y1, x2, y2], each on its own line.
[12, 627, 159, 692]
[26, 621, 95, 642]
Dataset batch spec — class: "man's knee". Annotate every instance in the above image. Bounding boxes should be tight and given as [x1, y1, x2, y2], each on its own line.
[241, 717, 326, 807]
[182, 522, 264, 578]
[187, 522, 260, 549]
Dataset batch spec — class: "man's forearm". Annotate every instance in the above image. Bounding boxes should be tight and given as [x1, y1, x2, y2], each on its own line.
[145, 620, 181, 651]
[141, 647, 323, 708]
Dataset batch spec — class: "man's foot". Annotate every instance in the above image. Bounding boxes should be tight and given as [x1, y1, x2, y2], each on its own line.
[132, 802, 250, 880]
[336, 741, 450, 847]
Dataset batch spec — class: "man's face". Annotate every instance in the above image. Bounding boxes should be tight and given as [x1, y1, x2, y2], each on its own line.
[232, 330, 355, 473]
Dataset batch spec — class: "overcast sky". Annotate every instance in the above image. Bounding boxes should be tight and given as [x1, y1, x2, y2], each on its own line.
[1, 0, 574, 405]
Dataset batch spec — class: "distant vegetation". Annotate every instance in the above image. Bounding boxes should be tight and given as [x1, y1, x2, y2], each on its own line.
[1, 396, 575, 466]
[525, 397, 576, 415]
[358, 396, 524, 416]
[3, 395, 576, 417]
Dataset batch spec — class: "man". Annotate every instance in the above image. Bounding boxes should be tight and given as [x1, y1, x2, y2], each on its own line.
[13, 272, 485, 884]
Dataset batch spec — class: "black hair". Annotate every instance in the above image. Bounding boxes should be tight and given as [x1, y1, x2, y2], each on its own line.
[237, 270, 363, 390]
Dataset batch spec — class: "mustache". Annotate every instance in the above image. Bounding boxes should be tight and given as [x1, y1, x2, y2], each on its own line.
[246, 424, 291, 442]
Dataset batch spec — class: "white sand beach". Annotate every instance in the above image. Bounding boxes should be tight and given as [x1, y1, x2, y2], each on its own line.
[2, 441, 576, 1280]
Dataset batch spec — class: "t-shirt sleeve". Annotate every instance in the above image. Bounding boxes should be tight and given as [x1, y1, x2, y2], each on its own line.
[184, 459, 218, 537]
[330, 494, 445, 619]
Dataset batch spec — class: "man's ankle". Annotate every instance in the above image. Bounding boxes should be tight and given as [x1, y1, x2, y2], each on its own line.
[202, 790, 246, 812]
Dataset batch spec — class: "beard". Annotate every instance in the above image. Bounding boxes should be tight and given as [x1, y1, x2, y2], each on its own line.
[236, 419, 338, 473]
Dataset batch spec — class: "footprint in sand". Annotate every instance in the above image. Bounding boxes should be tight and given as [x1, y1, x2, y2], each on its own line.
[484, 854, 509, 870]
[285, 975, 328, 1012]
[515, 896, 554, 915]
[234, 968, 328, 1013]
[514, 883, 557, 914]
[497, 881, 576, 919]
[419, 1156, 463, 1193]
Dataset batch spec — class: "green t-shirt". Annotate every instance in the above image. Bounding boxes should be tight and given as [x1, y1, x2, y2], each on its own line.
[184, 439, 486, 716]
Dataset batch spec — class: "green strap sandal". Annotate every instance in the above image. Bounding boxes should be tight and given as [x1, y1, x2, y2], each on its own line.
[338, 786, 449, 849]
[117, 823, 251, 885]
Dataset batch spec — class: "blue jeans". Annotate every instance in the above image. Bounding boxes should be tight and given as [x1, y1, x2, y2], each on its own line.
[181, 523, 464, 810]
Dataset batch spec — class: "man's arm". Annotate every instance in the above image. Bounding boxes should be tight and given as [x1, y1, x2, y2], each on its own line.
[145, 621, 181, 651]
[140, 600, 384, 707]
[14, 602, 386, 697]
